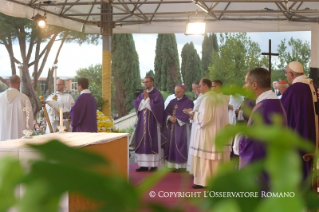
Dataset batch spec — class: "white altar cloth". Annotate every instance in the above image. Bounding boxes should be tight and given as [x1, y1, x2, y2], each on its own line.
[0, 132, 130, 149]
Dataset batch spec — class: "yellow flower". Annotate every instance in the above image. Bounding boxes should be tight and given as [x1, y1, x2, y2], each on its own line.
[96, 111, 119, 133]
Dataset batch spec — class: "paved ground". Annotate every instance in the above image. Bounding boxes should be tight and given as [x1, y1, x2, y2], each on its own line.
[129, 149, 136, 164]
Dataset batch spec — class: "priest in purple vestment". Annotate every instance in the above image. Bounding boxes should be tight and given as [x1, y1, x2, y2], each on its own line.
[281, 61, 318, 182]
[239, 68, 287, 190]
[133, 77, 164, 172]
[70, 78, 97, 133]
[164, 85, 194, 171]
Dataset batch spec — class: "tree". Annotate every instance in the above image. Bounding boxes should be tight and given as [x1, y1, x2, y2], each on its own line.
[154, 34, 181, 93]
[111, 34, 141, 117]
[208, 33, 268, 87]
[74, 64, 103, 111]
[0, 13, 100, 116]
[0, 82, 7, 92]
[181, 42, 202, 91]
[202, 33, 218, 77]
[276, 37, 311, 77]
[145, 70, 155, 78]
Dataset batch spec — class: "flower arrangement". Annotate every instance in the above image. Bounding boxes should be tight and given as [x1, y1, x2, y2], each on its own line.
[97, 110, 120, 133]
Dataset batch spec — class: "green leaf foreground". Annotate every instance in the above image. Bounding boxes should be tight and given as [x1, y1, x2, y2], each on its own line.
[0, 111, 318, 211]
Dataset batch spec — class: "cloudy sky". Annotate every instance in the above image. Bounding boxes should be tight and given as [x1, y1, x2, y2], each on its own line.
[0, 31, 311, 79]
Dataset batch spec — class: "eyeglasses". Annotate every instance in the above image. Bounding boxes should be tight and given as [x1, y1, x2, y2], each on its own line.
[142, 81, 151, 84]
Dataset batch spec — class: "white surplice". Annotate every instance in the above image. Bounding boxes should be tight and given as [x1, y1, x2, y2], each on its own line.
[186, 93, 204, 171]
[0, 88, 34, 141]
[45, 92, 74, 133]
[228, 94, 244, 125]
[189, 91, 229, 186]
[164, 93, 176, 109]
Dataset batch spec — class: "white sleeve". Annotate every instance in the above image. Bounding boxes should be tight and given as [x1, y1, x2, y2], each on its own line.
[177, 119, 186, 126]
[138, 97, 151, 111]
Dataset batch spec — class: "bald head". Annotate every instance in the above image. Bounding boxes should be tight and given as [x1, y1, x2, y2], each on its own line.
[9, 75, 21, 89]
[56, 79, 65, 92]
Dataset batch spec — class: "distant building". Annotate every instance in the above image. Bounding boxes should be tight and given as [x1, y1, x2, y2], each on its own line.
[0, 75, 76, 94]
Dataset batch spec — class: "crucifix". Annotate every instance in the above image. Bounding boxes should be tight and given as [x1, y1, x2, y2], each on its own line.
[262, 39, 279, 76]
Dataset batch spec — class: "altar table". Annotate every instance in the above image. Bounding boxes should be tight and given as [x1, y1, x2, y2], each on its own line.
[0, 132, 130, 212]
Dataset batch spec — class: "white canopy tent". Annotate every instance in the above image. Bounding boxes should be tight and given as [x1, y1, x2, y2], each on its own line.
[0, 0, 318, 115]
[0, 0, 318, 33]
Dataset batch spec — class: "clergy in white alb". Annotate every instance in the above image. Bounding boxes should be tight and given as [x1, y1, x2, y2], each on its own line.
[184, 80, 203, 172]
[189, 78, 229, 188]
[0, 75, 34, 141]
[228, 94, 244, 125]
[45, 79, 74, 133]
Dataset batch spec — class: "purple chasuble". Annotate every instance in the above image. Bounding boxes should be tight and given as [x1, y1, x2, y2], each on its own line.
[164, 95, 194, 164]
[281, 82, 318, 180]
[239, 99, 286, 191]
[70, 93, 97, 132]
[241, 98, 256, 122]
[239, 99, 287, 167]
[133, 88, 164, 154]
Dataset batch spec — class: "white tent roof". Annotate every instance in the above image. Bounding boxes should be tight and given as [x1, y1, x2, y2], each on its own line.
[0, 0, 318, 33]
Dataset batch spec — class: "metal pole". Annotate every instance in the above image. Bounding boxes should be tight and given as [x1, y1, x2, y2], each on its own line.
[18, 63, 23, 92]
[53, 64, 58, 95]
[269, 39, 271, 76]
[101, 1, 113, 116]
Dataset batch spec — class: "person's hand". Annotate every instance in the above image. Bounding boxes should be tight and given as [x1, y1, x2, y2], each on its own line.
[235, 109, 240, 115]
[182, 108, 192, 114]
[169, 116, 177, 123]
[143, 90, 149, 100]
[228, 105, 233, 110]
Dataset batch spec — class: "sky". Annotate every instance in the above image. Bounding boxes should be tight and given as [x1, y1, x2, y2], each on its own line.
[0, 31, 311, 79]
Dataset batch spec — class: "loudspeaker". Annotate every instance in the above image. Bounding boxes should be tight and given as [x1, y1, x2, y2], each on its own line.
[309, 67, 319, 88]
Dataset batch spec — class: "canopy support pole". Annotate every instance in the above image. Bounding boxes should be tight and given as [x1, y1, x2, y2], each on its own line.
[310, 23, 319, 87]
[101, 1, 113, 116]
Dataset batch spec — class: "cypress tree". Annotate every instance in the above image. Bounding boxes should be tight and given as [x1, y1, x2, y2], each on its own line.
[145, 70, 155, 78]
[154, 34, 181, 93]
[111, 34, 141, 117]
[202, 33, 218, 77]
[181, 42, 202, 92]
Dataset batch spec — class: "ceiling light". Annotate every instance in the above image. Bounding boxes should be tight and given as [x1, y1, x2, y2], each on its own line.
[32, 13, 46, 28]
[185, 22, 206, 35]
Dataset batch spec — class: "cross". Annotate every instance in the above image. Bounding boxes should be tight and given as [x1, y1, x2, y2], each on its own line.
[262, 39, 279, 76]
[23, 100, 32, 129]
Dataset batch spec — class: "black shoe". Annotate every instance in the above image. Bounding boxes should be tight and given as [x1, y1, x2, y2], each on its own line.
[192, 184, 205, 189]
[149, 167, 158, 172]
[136, 167, 148, 172]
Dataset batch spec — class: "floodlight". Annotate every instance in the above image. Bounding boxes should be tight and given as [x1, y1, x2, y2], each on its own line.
[32, 13, 46, 28]
[185, 22, 206, 35]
